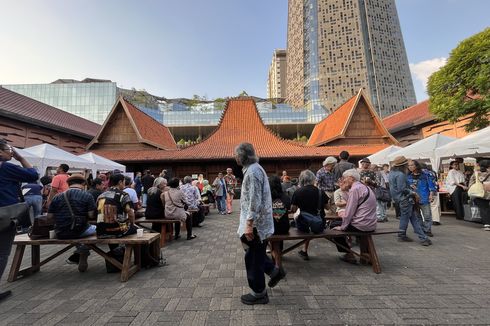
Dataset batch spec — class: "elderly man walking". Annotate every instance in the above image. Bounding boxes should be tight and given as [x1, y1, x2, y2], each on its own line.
[235, 142, 285, 305]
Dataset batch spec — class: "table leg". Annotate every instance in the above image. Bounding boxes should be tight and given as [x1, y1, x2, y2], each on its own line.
[8, 245, 26, 282]
[120, 244, 139, 282]
[31, 245, 40, 273]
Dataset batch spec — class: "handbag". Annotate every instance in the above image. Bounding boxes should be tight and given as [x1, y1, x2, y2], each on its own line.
[375, 186, 391, 202]
[28, 214, 55, 239]
[468, 171, 486, 199]
[0, 202, 30, 233]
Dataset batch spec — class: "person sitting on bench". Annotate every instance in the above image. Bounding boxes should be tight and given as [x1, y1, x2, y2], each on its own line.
[330, 169, 377, 264]
[145, 177, 169, 233]
[164, 178, 196, 240]
[48, 174, 97, 270]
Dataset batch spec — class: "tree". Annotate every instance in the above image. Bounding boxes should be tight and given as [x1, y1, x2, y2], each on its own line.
[427, 28, 490, 131]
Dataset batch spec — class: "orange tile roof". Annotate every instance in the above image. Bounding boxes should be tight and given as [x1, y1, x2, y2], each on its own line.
[122, 99, 177, 150]
[383, 100, 434, 132]
[307, 94, 358, 146]
[94, 97, 389, 162]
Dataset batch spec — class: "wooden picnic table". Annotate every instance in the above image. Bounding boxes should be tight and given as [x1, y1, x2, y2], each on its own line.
[8, 232, 160, 282]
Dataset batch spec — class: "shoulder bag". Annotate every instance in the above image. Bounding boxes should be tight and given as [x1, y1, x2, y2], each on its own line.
[468, 171, 485, 199]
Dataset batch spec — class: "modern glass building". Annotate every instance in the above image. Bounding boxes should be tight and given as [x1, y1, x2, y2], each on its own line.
[2, 79, 328, 141]
[3, 79, 117, 124]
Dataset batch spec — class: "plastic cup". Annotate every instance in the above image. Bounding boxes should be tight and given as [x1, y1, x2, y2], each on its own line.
[49, 230, 56, 239]
[137, 228, 144, 238]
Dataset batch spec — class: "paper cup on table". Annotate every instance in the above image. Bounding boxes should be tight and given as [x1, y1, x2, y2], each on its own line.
[49, 230, 56, 239]
[137, 228, 144, 238]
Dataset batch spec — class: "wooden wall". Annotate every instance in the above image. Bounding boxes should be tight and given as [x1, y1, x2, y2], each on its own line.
[90, 104, 154, 150]
[0, 116, 90, 154]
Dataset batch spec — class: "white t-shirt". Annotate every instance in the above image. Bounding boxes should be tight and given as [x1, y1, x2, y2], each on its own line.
[124, 187, 139, 205]
[445, 169, 465, 194]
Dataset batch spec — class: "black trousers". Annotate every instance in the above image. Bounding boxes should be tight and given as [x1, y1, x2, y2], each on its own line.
[175, 216, 192, 238]
[474, 198, 490, 225]
[241, 229, 275, 294]
[451, 186, 466, 220]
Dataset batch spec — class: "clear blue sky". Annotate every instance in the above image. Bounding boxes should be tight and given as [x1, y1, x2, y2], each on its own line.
[1, 0, 488, 102]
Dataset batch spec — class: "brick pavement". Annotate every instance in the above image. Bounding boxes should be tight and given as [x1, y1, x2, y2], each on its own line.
[1, 203, 489, 325]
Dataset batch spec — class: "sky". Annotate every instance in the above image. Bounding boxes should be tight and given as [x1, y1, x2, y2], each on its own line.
[0, 0, 489, 102]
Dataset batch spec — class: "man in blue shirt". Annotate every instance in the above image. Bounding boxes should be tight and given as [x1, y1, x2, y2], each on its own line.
[389, 156, 431, 246]
[0, 140, 38, 302]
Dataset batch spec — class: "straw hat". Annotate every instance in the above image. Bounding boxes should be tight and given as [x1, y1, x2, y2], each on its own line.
[392, 156, 408, 167]
[67, 174, 86, 184]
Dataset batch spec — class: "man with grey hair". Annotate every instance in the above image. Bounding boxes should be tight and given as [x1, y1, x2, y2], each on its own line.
[180, 175, 204, 227]
[316, 156, 337, 213]
[330, 168, 377, 264]
[235, 142, 284, 305]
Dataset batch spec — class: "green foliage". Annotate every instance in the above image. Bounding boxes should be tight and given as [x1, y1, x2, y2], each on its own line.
[177, 139, 186, 146]
[427, 28, 490, 131]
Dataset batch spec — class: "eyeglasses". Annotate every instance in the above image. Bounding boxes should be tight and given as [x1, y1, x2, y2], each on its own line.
[1, 145, 13, 152]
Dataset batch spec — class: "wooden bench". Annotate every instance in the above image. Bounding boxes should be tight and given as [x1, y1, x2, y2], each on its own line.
[268, 228, 399, 274]
[8, 232, 160, 282]
[135, 217, 182, 247]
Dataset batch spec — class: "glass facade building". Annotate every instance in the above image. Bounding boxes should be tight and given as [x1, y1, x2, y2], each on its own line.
[3, 82, 117, 124]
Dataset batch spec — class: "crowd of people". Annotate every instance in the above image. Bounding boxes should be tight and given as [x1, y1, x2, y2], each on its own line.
[1, 137, 489, 306]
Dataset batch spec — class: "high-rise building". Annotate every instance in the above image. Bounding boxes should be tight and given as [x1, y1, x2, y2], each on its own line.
[267, 49, 288, 99]
[286, 0, 416, 117]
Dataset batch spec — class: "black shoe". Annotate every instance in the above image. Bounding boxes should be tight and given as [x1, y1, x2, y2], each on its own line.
[0, 290, 12, 302]
[420, 239, 432, 246]
[174, 235, 181, 240]
[187, 234, 197, 240]
[298, 250, 309, 261]
[268, 267, 286, 288]
[240, 292, 269, 305]
[398, 236, 413, 242]
[66, 253, 80, 265]
[425, 231, 434, 237]
[433, 221, 441, 226]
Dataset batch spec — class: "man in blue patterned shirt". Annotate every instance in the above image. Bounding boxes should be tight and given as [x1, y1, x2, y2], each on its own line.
[235, 142, 285, 305]
[316, 156, 337, 213]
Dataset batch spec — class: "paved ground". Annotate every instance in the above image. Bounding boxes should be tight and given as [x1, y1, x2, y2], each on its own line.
[1, 202, 489, 325]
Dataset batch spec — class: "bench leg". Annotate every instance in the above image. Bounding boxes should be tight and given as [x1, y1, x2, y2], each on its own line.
[8, 245, 26, 282]
[160, 225, 167, 248]
[120, 244, 139, 282]
[366, 235, 381, 274]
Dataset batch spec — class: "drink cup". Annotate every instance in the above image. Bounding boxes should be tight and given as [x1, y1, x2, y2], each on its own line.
[137, 228, 144, 238]
[49, 230, 56, 239]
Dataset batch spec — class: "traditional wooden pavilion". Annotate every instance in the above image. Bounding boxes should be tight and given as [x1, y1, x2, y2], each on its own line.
[92, 91, 397, 179]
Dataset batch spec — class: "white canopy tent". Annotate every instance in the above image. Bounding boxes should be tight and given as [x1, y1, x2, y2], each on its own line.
[78, 152, 126, 175]
[435, 126, 490, 166]
[367, 145, 402, 165]
[9, 147, 43, 170]
[23, 144, 94, 175]
[387, 133, 457, 170]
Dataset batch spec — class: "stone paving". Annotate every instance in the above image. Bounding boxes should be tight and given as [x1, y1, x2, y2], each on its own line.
[1, 203, 490, 325]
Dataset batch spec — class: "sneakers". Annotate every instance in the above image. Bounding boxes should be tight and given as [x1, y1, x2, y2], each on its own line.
[483, 225, 490, 231]
[420, 239, 432, 246]
[377, 218, 388, 223]
[433, 221, 441, 226]
[298, 250, 309, 261]
[268, 267, 286, 288]
[240, 292, 269, 305]
[425, 231, 434, 237]
[0, 290, 12, 302]
[398, 236, 413, 242]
